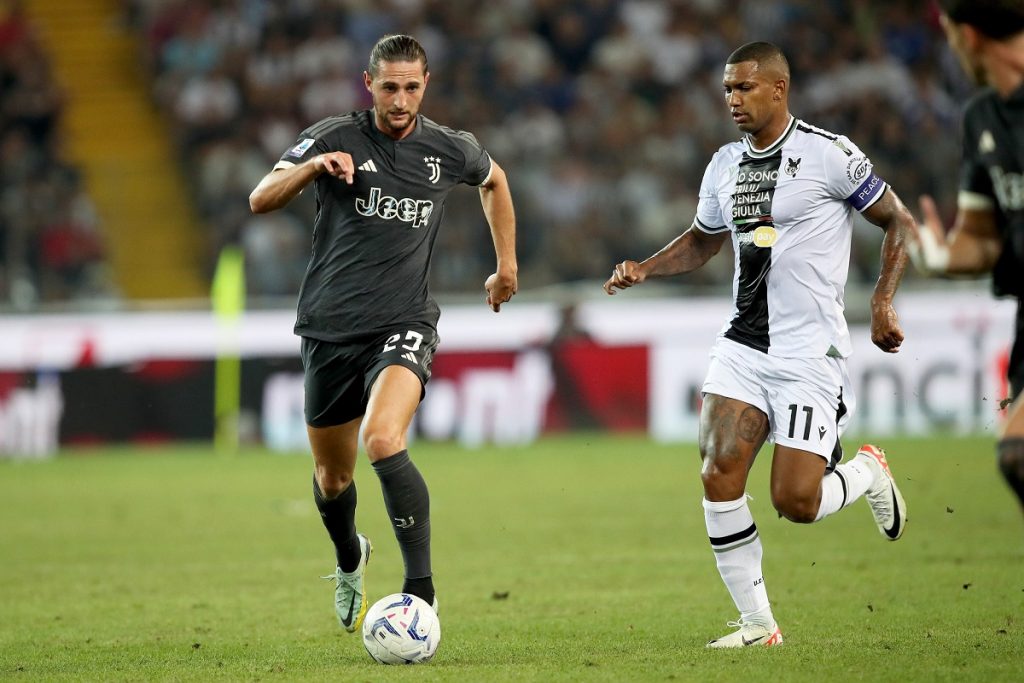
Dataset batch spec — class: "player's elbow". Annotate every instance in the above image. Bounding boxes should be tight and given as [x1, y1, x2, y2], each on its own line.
[249, 189, 272, 214]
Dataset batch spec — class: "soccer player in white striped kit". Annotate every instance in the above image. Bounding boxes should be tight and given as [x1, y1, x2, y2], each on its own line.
[604, 42, 916, 647]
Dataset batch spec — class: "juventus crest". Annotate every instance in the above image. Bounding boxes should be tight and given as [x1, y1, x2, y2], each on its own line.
[423, 156, 441, 184]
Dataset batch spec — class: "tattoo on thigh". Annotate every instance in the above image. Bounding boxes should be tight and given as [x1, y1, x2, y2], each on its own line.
[738, 406, 768, 443]
[707, 401, 736, 437]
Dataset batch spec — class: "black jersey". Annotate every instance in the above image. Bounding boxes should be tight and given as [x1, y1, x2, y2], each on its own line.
[960, 84, 1024, 298]
[275, 110, 492, 342]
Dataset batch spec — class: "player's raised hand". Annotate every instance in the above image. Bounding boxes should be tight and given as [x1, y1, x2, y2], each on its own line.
[316, 152, 355, 184]
[485, 271, 517, 312]
[870, 302, 904, 353]
[603, 260, 645, 295]
[918, 195, 946, 241]
[907, 195, 950, 275]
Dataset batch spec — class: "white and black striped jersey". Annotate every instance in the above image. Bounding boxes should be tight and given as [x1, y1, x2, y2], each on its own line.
[274, 110, 493, 342]
[959, 84, 1024, 298]
[694, 116, 888, 359]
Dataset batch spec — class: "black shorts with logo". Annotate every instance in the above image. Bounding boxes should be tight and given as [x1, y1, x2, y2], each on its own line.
[300, 323, 439, 427]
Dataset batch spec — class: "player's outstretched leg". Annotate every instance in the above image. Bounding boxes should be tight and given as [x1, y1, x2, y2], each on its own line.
[322, 533, 372, 632]
[857, 444, 908, 540]
[373, 449, 435, 606]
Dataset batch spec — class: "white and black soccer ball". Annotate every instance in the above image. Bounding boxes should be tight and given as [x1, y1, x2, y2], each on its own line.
[362, 593, 440, 665]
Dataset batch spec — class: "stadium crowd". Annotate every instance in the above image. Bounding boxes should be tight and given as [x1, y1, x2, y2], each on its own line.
[3, 1, 973, 303]
[0, 0, 117, 308]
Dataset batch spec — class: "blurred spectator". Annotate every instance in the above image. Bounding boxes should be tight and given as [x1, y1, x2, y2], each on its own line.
[172, 64, 243, 147]
[36, 180, 110, 301]
[238, 210, 307, 297]
[0, 1, 116, 308]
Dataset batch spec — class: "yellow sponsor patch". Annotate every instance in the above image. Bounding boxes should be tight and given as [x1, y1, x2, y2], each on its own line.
[753, 225, 777, 248]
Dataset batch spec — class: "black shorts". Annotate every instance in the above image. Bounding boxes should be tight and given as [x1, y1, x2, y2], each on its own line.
[300, 323, 439, 427]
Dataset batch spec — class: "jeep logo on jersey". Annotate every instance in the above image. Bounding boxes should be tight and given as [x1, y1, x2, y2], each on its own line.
[355, 187, 433, 228]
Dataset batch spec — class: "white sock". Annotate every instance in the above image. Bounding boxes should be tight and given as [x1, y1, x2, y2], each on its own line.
[703, 496, 772, 626]
[814, 455, 876, 521]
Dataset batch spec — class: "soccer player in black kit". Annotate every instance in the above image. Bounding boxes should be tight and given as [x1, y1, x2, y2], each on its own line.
[249, 34, 518, 633]
[910, 1, 1024, 524]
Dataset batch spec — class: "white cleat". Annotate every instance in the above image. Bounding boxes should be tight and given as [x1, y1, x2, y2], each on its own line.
[322, 534, 372, 632]
[857, 444, 908, 541]
[706, 619, 783, 648]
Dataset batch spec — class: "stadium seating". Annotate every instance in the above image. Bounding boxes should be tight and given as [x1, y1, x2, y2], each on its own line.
[2, 1, 970, 306]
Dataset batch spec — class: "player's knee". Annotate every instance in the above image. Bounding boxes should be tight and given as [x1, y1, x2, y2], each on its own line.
[362, 426, 405, 461]
[997, 438, 1024, 495]
[771, 489, 817, 524]
[316, 469, 353, 499]
[700, 458, 746, 500]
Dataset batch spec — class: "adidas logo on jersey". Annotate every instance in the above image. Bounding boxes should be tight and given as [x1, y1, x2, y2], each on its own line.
[358, 159, 378, 172]
[401, 352, 418, 364]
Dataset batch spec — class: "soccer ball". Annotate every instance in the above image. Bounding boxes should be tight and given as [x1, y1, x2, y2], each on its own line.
[362, 593, 441, 664]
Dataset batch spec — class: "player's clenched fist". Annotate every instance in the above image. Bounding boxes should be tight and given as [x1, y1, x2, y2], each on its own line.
[485, 271, 517, 312]
[603, 260, 646, 295]
[869, 303, 904, 354]
[316, 152, 355, 184]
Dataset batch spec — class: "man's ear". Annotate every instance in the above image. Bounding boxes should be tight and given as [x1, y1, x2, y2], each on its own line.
[363, 70, 372, 92]
[774, 79, 787, 102]
[960, 23, 983, 52]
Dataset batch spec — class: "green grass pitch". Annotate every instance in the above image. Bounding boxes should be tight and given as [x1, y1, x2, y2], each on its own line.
[1, 434, 1022, 681]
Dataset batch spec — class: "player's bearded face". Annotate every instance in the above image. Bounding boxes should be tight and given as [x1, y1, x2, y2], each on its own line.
[365, 60, 429, 138]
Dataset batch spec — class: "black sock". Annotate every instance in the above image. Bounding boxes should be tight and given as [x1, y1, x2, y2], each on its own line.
[312, 474, 361, 572]
[372, 450, 433, 603]
[402, 576, 435, 606]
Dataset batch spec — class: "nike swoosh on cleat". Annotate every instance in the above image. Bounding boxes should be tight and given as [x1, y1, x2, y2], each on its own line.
[741, 635, 765, 646]
[341, 591, 357, 626]
[883, 483, 902, 539]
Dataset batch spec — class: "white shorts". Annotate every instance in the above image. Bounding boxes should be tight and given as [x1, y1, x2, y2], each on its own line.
[701, 337, 855, 466]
